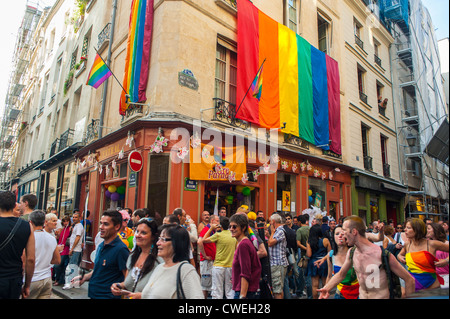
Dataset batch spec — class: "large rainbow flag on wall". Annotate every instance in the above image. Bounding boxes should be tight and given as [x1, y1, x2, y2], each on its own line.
[119, 0, 154, 116]
[236, 0, 341, 155]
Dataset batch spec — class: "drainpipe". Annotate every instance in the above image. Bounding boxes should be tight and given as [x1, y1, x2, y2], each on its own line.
[99, 0, 118, 139]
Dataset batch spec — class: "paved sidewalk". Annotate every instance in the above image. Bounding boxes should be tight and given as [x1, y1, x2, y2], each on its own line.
[52, 283, 90, 299]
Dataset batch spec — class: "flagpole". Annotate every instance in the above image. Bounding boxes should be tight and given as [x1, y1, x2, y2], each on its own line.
[235, 58, 266, 116]
[93, 46, 128, 97]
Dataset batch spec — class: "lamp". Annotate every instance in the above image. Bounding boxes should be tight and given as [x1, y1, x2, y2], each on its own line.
[406, 133, 416, 147]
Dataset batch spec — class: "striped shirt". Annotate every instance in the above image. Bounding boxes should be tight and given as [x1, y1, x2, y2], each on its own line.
[269, 226, 288, 267]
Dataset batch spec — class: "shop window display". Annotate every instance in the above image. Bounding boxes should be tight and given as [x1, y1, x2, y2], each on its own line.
[104, 181, 127, 210]
[277, 173, 296, 214]
[308, 178, 326, 211]
[204, 183, 256, 216]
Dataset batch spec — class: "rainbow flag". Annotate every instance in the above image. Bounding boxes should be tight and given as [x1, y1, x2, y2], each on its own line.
[406, 251, 444, 291]
[119, 0, 154, 116]
[86, 54, 112, 89]
[251, 62, 264, 101]
[236, 0, 341, 154]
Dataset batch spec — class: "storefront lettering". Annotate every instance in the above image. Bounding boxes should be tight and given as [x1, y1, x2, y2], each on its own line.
[208, 165, 233, 180]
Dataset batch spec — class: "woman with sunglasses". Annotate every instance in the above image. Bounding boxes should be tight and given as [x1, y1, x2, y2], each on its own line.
[141, 224, 203, 299]
[111, 218, 161, 299]
[229, 214, 261, 299]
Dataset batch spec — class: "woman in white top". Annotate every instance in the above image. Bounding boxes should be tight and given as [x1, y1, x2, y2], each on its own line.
[111, 217, 161, 299]
[141, 224, 203, 299]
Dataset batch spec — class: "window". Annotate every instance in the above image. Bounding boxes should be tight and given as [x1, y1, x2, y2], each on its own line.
[318, 14, 329, 54]
[377, 81, 386, 115]
[380, 134, 390, 177]
[354, 18, 364, 50]
[215, 43, 237, 105]
[288, 0, 298, 33]
[82, 31, 91, 59]
[51, 56, 63, 99]
[361, 124, 372, 170]
[70, 48, 78, 70]
[357, 65, 367, 103]
[374, 38, 382, 67]
[40, 73, 49, 111]
[147, 155, 169, 218]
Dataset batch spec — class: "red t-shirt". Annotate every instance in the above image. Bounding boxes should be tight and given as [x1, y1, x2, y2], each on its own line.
[199, 225, 216, 261]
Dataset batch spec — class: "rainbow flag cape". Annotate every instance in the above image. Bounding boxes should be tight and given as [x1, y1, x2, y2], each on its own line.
[86, 54, 112, 89]
[119, 0, 154, 116]
[406, 251, 444, 291]
[236, 0, 341, 154]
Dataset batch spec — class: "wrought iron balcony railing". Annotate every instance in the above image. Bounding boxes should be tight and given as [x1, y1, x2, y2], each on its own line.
[355, 35, 364, 50]
[97, 23, 111, 51]
[213, 98, 250, 130]
[58, 129, 74, 152]
[284, 134, 309, 150]
[374, 54, 382, 67]
[359, 91, 368, 104]
[364, 155, 373, 171]
[383, 163, 391, 178]
[84, 119, 100, 145]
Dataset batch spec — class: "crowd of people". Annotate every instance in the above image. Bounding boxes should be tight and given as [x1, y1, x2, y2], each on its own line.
[1, 189, 449, 300]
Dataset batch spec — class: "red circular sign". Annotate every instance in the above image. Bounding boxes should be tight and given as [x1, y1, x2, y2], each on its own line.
[128, 151, 143, 172]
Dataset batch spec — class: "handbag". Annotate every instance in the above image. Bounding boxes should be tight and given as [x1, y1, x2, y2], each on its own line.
[176, 261, 189, 299]
[297, 256, 308, 269]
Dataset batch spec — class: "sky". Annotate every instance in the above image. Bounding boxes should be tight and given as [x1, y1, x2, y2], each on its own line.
[0, 0, 449, 118]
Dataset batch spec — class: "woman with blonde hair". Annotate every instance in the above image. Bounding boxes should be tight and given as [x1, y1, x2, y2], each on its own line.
[398, 218, 449, 291]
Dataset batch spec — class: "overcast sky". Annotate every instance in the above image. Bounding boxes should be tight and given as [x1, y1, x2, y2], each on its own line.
[0, 0, 449, 118]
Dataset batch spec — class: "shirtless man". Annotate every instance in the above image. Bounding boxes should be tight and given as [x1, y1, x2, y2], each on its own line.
[318, 216, 415, 299]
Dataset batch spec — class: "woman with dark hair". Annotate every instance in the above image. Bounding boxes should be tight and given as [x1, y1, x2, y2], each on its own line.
[141, 224, 203, 299]
[111, 217, 161, 299]
[398, 218, 449, 291]
[306, 224, 330, 299]
[54, 216, 71, 286]
[426, 222, 449, 288]
[229, 214, 261, 299]
[324, 225, 359, 299]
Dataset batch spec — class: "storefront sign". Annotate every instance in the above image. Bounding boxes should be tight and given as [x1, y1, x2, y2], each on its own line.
[189, 144, 246, 181]
[184, 178, 198, 192]
[129, 151, 143, 172]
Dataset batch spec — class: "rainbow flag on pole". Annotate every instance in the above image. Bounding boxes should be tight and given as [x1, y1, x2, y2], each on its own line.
[86, 54, 112, 89]
[236, 0, 341, 154]
[119, 0, 154, 116]
[251, 62, 264, 101]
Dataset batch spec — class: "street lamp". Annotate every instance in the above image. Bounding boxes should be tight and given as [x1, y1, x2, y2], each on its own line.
[406, 133, 416, 147]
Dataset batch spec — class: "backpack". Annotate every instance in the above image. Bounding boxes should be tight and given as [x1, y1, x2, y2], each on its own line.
[282, 225, 297, 251]
[349, 246, 402, 299]
[380, 246, 402, 299]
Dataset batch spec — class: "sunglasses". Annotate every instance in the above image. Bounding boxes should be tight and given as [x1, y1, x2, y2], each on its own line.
[158, 236, 172, 242]
[229, 225, 239, 230]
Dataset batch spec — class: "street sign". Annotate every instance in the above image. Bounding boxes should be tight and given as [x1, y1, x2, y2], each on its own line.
[128, 151, 143, 172]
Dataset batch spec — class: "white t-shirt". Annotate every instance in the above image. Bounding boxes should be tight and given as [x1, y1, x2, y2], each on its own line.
[70, 223, 84, 252]
[141, 262, 203, 299]
[32, 231, 57, 282]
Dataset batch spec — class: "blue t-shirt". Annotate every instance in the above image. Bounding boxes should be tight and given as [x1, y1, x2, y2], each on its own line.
[88, 235, 129, 299]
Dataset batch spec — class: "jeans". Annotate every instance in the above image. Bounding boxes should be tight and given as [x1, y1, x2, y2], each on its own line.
[297, 266, 312, 299]
[0, 277, 23, 299]
[234, 291, 257, 299]
[54, 254, 70, 284]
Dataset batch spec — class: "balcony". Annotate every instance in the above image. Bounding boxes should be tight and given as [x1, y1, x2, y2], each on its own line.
[383, 163, 391, 178]
[355, 35, 364, 50]
[378, 105, 386, 117]
[284, 134, 309, 151]
[215, 0, 237, 14]
[374, 54, 382, 68]
[58, 129, 74, 152]
[121, 103, 144, 126]
[363, 155, 373, 171]
[97, 23, 111, 52]
[212, 98, 250, 130]
[84, 119, 100, 145]
[49, 139, 59, 157]
[359, 91, 368, 104]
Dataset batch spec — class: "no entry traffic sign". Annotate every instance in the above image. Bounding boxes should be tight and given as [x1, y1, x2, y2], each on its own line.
[128, 151, 143, 172]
